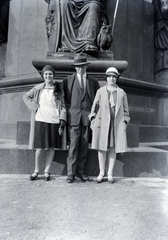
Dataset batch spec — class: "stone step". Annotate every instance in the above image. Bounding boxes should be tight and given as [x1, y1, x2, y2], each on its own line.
[16, 121, 139, 147]
[0, 139, 167, 177]
[0, 121, 139, 147]
[3, 122, 168, 147]
[1, 121, 168, 147]
[140, 125, 168, 142]
[14, 122, 168, 146]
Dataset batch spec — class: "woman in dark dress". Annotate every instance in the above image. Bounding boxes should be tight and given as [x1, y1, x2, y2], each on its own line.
[23, 65, 66, 181]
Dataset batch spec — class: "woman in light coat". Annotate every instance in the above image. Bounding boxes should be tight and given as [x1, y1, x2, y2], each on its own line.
[23, 65, 67, 181]
[89, 67, 130, 183]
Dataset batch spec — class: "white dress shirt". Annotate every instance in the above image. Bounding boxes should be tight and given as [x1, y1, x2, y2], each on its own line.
[77, 73, 86, 91]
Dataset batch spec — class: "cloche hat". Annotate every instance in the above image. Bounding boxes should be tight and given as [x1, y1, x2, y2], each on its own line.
[105, 67, 119, 77]
[71, 53, 91, 66]
[42, 65, 55, 75]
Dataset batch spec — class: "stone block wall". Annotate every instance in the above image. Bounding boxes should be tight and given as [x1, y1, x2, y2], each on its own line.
[5, 0, 48, 78]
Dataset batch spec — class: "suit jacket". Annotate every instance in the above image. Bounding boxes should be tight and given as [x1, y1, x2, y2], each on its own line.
[63, 73, 99, 126]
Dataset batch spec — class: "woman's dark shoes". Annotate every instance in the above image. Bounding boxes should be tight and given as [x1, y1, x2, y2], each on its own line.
[30, 172, 39, 181]
[67, 175, 75, 183]
[44, 172, 50, 181]
[76, 173, 89, 182]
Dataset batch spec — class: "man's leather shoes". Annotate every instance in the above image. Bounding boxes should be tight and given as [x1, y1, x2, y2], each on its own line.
[76, 173, 89, 182]
[67, 175, 75, 183]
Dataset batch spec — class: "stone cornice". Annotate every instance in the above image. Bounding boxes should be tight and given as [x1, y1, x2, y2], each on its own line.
[118, 77, 168, 97]
[0, 73, 168, 97]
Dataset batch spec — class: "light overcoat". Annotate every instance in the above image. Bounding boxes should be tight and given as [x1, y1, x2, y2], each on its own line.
[23, 83, 67, 150]
[89, 85, 130, 152]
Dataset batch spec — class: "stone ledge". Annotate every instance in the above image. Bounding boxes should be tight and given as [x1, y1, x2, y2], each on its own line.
[16, 121, 139, 148]
[0, 148, 167, 177]
[1, 73, 168, 96]
[140, 125, 168, 142]
[3, 121, 168, 148]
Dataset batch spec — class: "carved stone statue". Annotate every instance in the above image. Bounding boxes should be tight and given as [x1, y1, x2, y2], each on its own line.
[97, 23, 113, 51]
[44, 0, 110, 53]
[154, 0, 168, 74]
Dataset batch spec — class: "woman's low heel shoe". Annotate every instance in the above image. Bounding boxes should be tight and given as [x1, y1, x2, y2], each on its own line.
[108, 175, 114, 184]
[44, 172, 50, 181]
[30, 172, 39, 181]
[96, 175, 104, 183]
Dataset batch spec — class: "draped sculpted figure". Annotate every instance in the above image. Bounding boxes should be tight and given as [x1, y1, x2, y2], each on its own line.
[45, 0, 109, 53]
[154, 0, 168, 73]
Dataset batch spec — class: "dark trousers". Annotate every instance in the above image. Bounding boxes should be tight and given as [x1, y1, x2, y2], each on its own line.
[67, 123, 89, 176]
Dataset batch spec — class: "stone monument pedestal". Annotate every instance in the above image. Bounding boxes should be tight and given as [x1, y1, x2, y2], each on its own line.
[1, 52, 168, 177]
[32, 52, 128, 81]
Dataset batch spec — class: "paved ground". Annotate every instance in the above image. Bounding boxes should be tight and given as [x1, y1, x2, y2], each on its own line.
[0, 175, 168, 240]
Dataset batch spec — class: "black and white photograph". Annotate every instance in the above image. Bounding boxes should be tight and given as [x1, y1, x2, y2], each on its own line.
[0, 0, 168, 239]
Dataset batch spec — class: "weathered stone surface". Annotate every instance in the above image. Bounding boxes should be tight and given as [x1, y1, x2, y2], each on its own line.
[0, 122, 17, 139]
[0, 147, 168, 178]
[139, 125, 168, 142]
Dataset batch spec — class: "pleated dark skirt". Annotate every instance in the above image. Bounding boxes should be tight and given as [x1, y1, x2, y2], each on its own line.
[34, 121, 62, 149]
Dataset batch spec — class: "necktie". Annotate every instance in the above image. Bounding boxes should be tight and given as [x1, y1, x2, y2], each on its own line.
[80, 75, 84, 92]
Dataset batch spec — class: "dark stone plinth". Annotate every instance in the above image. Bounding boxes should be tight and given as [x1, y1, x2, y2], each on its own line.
[127, 124, 139, 147]
[140, 125, 168, 142]
[118, 152, 168, 178]
[32, 53, 168, 95]
[32, 52, 128, 80]
[119, 77, 168, 95]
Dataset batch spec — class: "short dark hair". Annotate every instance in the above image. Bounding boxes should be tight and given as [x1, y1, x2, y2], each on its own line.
[105, 75, 119, 82]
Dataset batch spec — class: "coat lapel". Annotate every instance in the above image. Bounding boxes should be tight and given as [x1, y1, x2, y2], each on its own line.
[67, 73, 76, 102]
[68, 74, 76, 93]
[86, 75, 93, 101]
[103, 86, 110, 108]
[115, 87, 122, 117]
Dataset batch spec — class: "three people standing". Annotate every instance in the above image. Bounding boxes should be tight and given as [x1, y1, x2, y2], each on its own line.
[24, 54, 130, 184]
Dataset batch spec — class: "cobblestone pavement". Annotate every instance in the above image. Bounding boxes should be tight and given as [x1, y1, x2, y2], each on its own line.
[0, 175, 168, 240]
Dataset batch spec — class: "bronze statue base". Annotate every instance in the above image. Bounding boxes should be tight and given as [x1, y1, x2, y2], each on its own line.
[32, 52, 128, 81]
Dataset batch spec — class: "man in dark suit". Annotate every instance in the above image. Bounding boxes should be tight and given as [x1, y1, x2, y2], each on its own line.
[63, 53, 99, 183]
